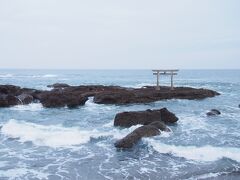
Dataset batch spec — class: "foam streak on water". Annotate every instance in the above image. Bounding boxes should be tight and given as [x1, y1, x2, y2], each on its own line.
[147, 139, 240, 162]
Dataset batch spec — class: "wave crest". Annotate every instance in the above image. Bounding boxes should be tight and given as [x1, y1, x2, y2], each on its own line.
[1, 119, 108, 148]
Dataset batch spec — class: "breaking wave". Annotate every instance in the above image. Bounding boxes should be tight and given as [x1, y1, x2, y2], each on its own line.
[1, 119, 110, 148]
[10, 103, 43, 112]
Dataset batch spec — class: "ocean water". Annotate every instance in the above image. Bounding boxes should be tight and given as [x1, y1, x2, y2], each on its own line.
[0, 69, 240, 180]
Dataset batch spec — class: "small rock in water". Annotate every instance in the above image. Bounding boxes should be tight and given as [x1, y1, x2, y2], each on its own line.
[114, 125, 160, 149]
[114, 120, 171, 149]
[207, 109, 221, 116]
[114, 108, 178, 128]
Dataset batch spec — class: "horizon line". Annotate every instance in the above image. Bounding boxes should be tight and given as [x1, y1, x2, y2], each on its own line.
[0, 68, 240, 71]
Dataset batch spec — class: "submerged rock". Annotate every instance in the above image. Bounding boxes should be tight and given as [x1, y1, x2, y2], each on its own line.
[114, 108, 178, 127]
[207, 109, 221, 116]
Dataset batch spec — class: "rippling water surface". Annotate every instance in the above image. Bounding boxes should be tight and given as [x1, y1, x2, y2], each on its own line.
[0, 69, 240, 180]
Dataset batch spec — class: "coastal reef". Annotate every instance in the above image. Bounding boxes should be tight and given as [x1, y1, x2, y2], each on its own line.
[0, 83, 220, 108]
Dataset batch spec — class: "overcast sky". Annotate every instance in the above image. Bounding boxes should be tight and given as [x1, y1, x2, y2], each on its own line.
[0, 0, 240, 69]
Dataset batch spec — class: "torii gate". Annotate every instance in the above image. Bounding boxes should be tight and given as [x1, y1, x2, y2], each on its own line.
[152, 69, 179, 90]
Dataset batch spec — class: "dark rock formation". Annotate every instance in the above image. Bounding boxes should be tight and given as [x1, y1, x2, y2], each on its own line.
[47, 83, 70, 88]
[0, 85, 22, 96]
[0, 85, 37, 107]
[114, 108, 178, 127]
[0, 84, 220, 108]
[114, 120, 171, 148]
[94, 86, 220, 105]
[0, 94, 21, 107]
[94, 91, 136, 104]
[114, 125, 160, 148]
[39, 90, 88, 108]
[207, 109, 221, 116]
[17, 94, 34, 104]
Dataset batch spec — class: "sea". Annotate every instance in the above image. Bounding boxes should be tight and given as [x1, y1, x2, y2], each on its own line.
[0, 69, 239, 180]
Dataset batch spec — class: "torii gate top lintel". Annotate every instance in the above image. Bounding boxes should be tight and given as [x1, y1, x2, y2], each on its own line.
[152, 69, 179, 90]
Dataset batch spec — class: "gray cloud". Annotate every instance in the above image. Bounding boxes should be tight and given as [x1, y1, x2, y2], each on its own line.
[0, 0, 240, 69]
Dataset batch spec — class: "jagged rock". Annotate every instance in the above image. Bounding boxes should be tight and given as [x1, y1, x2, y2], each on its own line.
[17, 94, 34, 104]
[207, 109, 221, 116]
[114, 108, 178, 127]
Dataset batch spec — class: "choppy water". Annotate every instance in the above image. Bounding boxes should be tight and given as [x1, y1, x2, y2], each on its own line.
[0, 69, 240, 180]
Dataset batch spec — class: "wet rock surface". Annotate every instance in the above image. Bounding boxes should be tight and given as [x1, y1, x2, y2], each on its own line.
[114, 108, 179, 127]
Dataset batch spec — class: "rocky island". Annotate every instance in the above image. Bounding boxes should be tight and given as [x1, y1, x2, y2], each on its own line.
[0, 83, 220, 108]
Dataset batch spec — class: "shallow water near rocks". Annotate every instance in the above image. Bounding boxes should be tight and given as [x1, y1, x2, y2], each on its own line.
[0, 69, 240, 180]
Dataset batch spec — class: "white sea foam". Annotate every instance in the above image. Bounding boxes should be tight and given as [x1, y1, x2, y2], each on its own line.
[42, 74, 58, 78]
[10, 103, 43, 111]
[0, 74, 13, 78]
[1, 119, 110, 148]
[147, 139, 240, 162]
[187, 172, 223, 180]
[31, 74, 58, 78]
[0, 168, 49, 180]
[35, 85, 53, 91]
[132, 83, 155, 88]
[110, 125, 142, 139]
